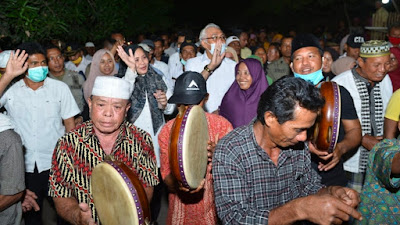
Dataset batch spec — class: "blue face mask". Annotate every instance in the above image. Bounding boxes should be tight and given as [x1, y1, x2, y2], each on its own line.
[293, 68, 324, 86]
[180, 58, 187, 66]
[210, 43, 226, 55]
[27, 66, 48, 82]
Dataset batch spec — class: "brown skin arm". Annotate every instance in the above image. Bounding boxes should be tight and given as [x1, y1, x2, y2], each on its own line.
[144, 186, 153, 204]
[63, 117, 76, 132]
[384, 118, 399, 139]
[53, 197, 95, 225]
[391, 152, 400, 174]
[362, 134, 383, 151]
[0, 191, 24, 211]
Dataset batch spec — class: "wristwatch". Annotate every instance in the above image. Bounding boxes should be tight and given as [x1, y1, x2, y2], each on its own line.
[204, 65, 214, 74]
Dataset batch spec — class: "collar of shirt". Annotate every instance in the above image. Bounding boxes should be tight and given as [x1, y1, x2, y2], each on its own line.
[18, 77, 49, 89]
[82, 120, 128, 149]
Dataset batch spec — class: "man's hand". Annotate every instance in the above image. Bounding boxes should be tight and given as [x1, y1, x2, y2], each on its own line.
[207, 39, 225, 72]
[362, 134, 383, 150]
[3, 49, 28, 80]
[298, 193, 362, 225]
[308, 141, 344, 171]
[75, 203, 96, 225]
[21, 189, 40, 213]
[328, 186, 361, 208]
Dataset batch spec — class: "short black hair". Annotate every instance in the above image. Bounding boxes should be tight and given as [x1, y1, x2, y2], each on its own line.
[16, 42, 46, 57]
[388, 21, 400, 34]
[257, 76, 325, 125]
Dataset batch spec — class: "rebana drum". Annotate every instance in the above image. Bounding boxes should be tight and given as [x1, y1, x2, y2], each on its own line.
[169, 105, 209, 189]
[91, 160, 151, 225]
[312, 81, 341, 153]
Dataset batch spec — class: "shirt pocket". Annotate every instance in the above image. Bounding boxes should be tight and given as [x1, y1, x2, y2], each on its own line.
[43, 99, 61, 118]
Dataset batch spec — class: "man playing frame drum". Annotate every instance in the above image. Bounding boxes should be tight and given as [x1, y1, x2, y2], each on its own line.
[48, 76, 159, 224]
[289, 33, 362, 187]
[158, 71, 233, 224]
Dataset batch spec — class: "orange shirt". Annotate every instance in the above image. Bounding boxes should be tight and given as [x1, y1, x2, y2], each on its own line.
[159, 113, 233, 225]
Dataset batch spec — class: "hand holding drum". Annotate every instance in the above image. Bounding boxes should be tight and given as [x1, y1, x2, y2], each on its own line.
[169, 105, 209, 190]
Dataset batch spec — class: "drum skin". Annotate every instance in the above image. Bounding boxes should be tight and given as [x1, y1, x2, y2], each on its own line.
[169, 105, 209, 189]
[91, 160, 151, 225]
[312, 81, 341, 153]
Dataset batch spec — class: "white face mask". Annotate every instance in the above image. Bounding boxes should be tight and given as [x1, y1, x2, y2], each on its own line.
[209, 43, 226, 55]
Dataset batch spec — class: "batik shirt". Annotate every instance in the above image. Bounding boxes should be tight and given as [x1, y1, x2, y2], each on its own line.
[356, 139, 400, 224]
[48, 120, 159, 223]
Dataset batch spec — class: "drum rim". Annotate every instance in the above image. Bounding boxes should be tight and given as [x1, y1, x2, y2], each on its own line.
[328, 82, 341, 152]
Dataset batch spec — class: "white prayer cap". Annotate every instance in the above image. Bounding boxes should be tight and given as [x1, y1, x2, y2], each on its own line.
[85, 42, 95, 47]
[0, 50, 12, 68]
[92, 76, 133, 100]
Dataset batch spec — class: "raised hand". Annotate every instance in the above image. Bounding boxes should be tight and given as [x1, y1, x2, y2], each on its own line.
[116, 46, 136, 71]
[4, 49, 29, 79]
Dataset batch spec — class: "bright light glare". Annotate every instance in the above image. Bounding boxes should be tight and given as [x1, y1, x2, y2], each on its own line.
[382, 0, 389, 4]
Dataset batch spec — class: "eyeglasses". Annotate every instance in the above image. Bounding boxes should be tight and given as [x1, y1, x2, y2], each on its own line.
[203, 35, 226, 42]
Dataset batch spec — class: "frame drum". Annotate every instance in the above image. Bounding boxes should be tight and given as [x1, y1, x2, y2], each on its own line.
[169, 105, 209, 189]
[312, 81, 341, 153]
[91, 160, 150, 225]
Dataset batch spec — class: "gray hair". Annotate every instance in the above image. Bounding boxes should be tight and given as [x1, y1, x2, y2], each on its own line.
[199, 23, 221, 41]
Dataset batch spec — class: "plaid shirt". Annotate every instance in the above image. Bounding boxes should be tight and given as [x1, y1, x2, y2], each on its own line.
[212, 120, 323, 224]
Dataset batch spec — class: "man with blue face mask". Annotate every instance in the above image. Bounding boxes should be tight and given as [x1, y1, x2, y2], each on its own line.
[185, 23, 236, 113]
[290, 33, 363, 188]
[0, 42, 80, 225]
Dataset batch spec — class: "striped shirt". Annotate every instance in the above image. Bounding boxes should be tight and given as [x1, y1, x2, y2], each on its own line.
[48, 120, 159, 223]
[213, 120, 323, 224]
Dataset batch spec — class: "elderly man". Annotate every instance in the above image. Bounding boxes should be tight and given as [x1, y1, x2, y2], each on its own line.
[185, 23, 236, 113]
[289, 33, 362, 187]
[48, 76, 159, 224]
[213, 76, 362, 224]
[0, 43, 80, 225]
[45, 44, 85, 113]
[332, 40, 393, 192]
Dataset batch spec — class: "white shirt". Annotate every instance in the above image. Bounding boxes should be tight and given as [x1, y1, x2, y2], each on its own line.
[185, 53, 236, 112]
[0, 78, 80, 172]
[332, 70, 393, 173]
[152, 60, 174, 92]
[168, 52, 203, 81]
[164, 46, 176, 57]
[65, 56, 91, 78]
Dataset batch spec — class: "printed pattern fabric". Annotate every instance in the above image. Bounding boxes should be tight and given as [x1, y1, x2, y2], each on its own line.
[356, 139, 400, 224]
[48, 120, 159, 223]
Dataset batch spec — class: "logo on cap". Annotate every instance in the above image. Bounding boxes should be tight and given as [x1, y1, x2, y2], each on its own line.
[354, 37, 364, 43]
[187, 80, 199, 91]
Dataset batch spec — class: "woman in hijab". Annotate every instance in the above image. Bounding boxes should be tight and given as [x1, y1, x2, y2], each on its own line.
[81, 49, 118, 121]
[331, 56, 356, 76]
[82, 49, 118, 102]
[117, 44, 174, 224]
[388, 47, 400, 91]
[219, 58, 269, 128]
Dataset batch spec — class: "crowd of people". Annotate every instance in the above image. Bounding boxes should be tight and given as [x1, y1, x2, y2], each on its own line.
[0, 18, 400, 225]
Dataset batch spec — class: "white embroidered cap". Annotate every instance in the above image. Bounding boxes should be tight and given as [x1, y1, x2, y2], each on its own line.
[92, 76, 133, 100]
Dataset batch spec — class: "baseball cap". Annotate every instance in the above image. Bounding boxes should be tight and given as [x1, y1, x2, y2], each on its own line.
[346, 34, 365, 48]
[226, 36, 240, 46]
[140, 39, 155, 49]
[180, 39, 197, 53]
[64, 43, 82, 57]
[168, 71, 207, 105]
[85, 42, 95, 47]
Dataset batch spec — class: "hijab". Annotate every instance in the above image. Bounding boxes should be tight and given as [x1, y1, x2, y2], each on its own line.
[389, 47, 400, 91]
[127, 45, 168, 134]
[331, 56, 356, 76]
[83, 49, 117, 102]
[219, 58, 269, 128]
